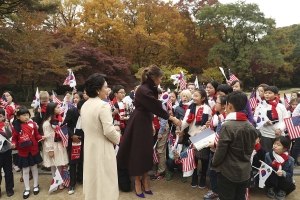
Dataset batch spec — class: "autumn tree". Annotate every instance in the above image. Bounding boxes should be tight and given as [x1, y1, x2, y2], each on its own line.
[0, 9, 78, 100]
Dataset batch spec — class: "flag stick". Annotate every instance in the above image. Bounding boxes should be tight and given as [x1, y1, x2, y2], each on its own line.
[259, 160, 277, 173]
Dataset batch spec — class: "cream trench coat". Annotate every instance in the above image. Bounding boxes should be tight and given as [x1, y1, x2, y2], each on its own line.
[81, 97, 120, 200]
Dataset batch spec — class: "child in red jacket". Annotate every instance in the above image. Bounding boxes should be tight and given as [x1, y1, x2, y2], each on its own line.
[11, 106, 45, 199]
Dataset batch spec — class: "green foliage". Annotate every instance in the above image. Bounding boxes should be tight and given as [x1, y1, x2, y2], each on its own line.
[201, 67, 224, 83]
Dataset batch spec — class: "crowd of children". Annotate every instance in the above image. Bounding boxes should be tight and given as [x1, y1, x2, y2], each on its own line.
[0, 77, 299, 200]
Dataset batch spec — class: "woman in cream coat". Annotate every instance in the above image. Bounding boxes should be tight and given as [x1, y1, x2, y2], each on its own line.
[81, 73, 121, 200]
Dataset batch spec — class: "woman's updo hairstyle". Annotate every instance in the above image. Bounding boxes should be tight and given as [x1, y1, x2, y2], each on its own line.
[85, 73, 108, 98]
[141, 65, 164, 84]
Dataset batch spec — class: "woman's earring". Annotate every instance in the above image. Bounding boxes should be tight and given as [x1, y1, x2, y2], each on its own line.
[97, 91, 99, 94]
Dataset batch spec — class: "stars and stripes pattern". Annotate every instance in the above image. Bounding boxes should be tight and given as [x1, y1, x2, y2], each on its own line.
[284, 115, 300, 139]
[153, 148, 159, 164]
[249, 88, 257, 111]
[180, 147, 196, 172]
[167, 97, 172, 110]
[179, 71, 186, 90]
[228, 70, 239, 84]
[284, 93, 290, 111]
[0, 95, 8, 108]
[55, 125, 69, 147]
[52, 91, 62, 105]
[60, 166, 70, 187]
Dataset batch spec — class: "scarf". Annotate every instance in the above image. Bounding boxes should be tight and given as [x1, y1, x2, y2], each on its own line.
[17, 121, 34, 148]
[267, 97, 279, 121]
[52, 115, 63, 142]
[40, 104, 47, 113]
[114, 101, 125, 128]
[186, 103, 209, 126]
[250, 142, 261, 164]
[225, 110, 248, 121]
[179, 101, 190, 113]
[271, 150, 290, 170]
[0, 121, 5, 136]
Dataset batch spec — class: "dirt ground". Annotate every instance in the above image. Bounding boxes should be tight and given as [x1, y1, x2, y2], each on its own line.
[1, 170, 299, 200]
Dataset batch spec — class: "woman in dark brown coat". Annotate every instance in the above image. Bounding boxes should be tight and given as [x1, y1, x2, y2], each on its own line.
[117, 65, 181, 197]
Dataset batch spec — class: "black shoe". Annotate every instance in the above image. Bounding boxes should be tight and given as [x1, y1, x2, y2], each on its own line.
[23, 190, 30, 199]
[33, 185, 40, 195]
[6, 189, 14, 197]
[191, 179, 198, 188]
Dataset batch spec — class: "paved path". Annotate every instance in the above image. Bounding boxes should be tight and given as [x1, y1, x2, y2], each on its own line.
[1, 171, 298, 200]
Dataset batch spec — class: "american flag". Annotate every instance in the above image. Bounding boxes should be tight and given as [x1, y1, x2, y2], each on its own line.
[55, 125, 69, 147]
[249, 88, 257, 111]
[180, 147, 196, 172]
[179, 71, 186, 90]
[167, 97, 172, 110]
[0, 95, 8, 108]
[52, 91, 62, 105]
[214, 132, 219, 147]
[284, 93, 290, 110]
[153, 148, 159, 164]
[60, 166, 70, 187]
[228, 71, 239, 84]
[284, 116, 300, 139]
[108, 98, 114, 108]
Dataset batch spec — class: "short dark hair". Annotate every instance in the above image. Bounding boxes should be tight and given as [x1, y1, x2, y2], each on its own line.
[85, 73, 108, 98]
[77, 99, 86, 110]
[209, 80, 219, 93]
[274, 136, 291, 150]
[264, 86, 279, 94]
[74, 91, 83, 100]
[226, 91, 247, 111]
[0, 108, 5, 117]
[65, 91, 72, 96]
[4, 91, 17, 104]
[231, 80, 244, 90]
[217, 84, 233, 95]
[218, 95, 227, 106]
[113, 85, 124, 94]
[194, 89, 209, 106]
[133, 81, 140, 88]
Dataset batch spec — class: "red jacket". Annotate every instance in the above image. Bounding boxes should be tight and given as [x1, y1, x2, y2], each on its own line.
[12, 121, 42, 157]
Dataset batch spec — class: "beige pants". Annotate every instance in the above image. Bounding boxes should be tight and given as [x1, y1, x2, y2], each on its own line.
[156, 124, 169, 174]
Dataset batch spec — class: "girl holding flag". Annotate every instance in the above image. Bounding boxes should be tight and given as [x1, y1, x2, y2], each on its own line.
[42, 103, 69, 190]
[181, 89, 212, 189]
[11, 106, 45, 199]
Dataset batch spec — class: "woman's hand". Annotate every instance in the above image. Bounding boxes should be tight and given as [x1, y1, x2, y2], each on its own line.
[173, 118, 181, 126]
[152, 124, 156, 136]
[11, 144, 16, 149]
[207, 141, 215, 148]
[157, 134, 162, 139]
[48, 151, 54, 158]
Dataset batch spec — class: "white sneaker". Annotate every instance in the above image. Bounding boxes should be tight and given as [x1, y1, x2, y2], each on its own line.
[68, 187, 75, 195]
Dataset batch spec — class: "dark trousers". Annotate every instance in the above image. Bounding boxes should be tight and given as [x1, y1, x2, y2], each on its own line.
[0, 149, 14, 191]
[265, 176, 296, 195]
[192, 158, 209, 183]
[261, 137, 274, 153]
[208, 152, 218, 193]
[166, 158, 182, 172]
[291, 138, 300, 164]
[217, 173, 248, 200]
[69, 161, 83, 187]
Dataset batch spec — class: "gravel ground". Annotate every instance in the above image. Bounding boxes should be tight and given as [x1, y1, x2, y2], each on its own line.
[1, 170, 298, 200]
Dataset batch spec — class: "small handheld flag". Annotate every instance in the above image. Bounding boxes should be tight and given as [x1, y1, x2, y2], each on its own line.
[284, 93, 290, 111]
[63, 69, 76, 88]
[284, 115, 300, 139]
[31, 87, 40, 108]
[54, 125, 69, 147]
[194, 76, 199, 89]
[249, 88, 257, 111]
[61, 166, 70, 187]
[228, 70, 239, 84]
[153, 140, 159, 164]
